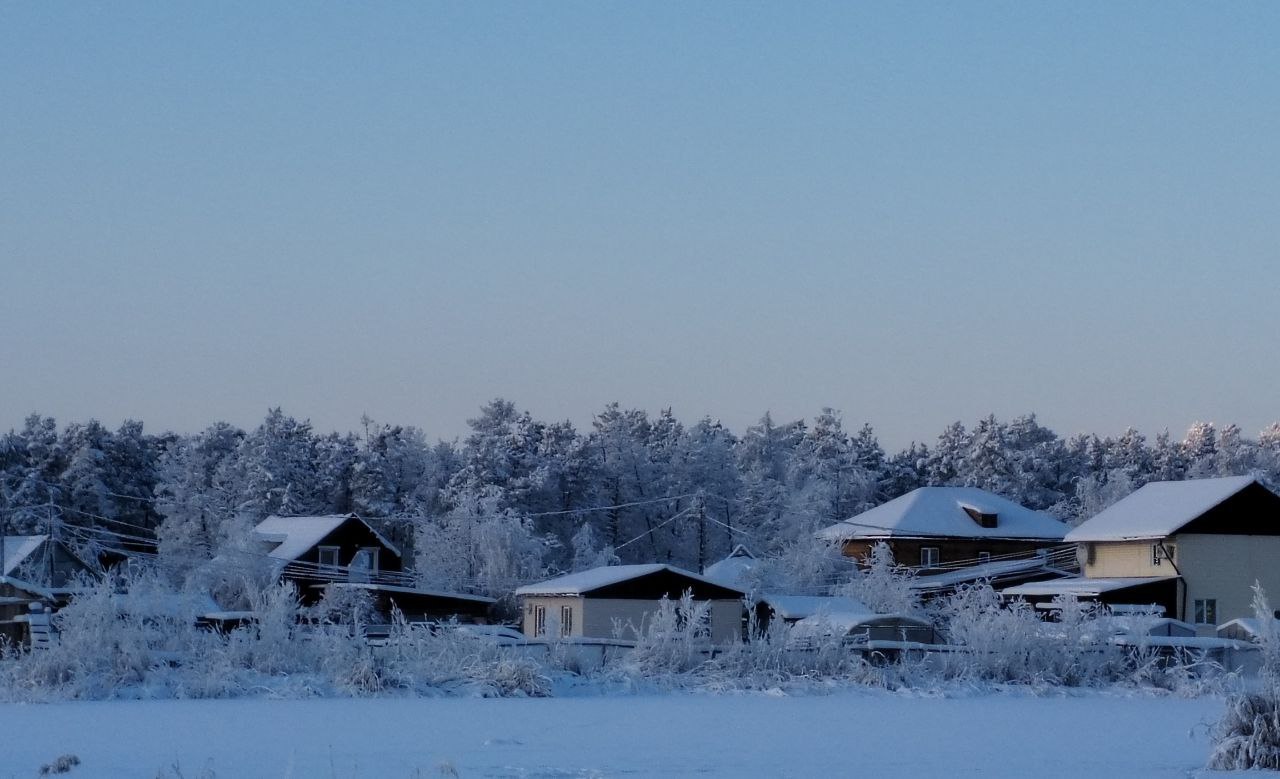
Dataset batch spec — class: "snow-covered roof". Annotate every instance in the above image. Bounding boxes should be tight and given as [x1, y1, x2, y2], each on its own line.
[816, 487, 1067, 543]
[908, 556, 1068, 592]
[792, 610, 928, 636]
[1056, 615, 1198, 638]
[1217, 618, 1280, 641]
[1000, 576, 1175, 598]
[2, 535, 48, 577]
[702, 545, 758, 589]
[514, 564, 745, 597]
[1064, 476, 1259, 542]
[315, 581, 496, 604]
[759, 594, 873, 621]
[252, 514, 401, 562]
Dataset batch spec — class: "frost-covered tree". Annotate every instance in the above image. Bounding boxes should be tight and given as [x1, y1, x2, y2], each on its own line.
[838, 541, 921, 616]
[414, 487, 549, 602]
[155, 423, 244, 567]
[225, 409, 325, 519]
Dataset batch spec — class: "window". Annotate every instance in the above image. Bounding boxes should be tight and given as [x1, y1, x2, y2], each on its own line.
[920, 547, 940, 568]
[977, 551, 991, 564]
[1194, 599, 1217, 625]
[1152, 543, 1175, 567]
[1085, 543, 1096, 566]
[533, 605, 547, 636]
[559, 605, 573, 637]
[317, 546, 340, 568]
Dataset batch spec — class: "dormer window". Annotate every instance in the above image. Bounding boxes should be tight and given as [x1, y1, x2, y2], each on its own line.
[962, 505, 998, 529]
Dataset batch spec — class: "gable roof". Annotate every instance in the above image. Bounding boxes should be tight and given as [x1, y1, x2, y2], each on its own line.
[702, 545, 758, 589]
[1064, 476, 1264, 542]
[2, 535, 49, 577]
[815, 487, 1067, 543]
[252, 514, 401, 563]
[514, 564, 745, 598]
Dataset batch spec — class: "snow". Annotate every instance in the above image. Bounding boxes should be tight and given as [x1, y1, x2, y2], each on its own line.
[318, 581, 497, 604]
[701, 545, 757, 589]
[1001, 576, 1176, 598]
[0, 693, 1228, 777]
[515, 564, 745, 597]
[909, 556, 1068, 592]
[2, 535, 47, 576]
[816, 487, 1067, 542]
[793, 610, 921, 635]
[759, 594, 872, 620]
[1064, 476, 1258, 542]
[253, 514, 401, 563]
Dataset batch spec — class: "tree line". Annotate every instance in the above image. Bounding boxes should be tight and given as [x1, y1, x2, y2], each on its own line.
[2, 402, 1278, 599]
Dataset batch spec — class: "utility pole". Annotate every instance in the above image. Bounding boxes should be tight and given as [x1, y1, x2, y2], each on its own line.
[696, 491, 706, 574]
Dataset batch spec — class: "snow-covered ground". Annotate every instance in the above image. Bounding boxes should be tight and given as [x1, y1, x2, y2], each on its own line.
[0, 691, 1230, 778]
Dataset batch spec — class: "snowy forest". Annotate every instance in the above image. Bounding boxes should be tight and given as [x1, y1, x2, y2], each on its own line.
[4, 402, 1280, 602]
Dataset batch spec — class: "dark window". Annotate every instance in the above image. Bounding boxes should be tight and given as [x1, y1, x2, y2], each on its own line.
[533, 605, 547, 636]
[920, 547, 940, 568]
[317, 546, 340, 568]
[1193, 599, 1217, 625]
[559, 605, 573, 637]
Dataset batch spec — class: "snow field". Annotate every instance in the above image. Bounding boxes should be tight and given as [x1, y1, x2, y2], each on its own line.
[0, 692, 1229, 778]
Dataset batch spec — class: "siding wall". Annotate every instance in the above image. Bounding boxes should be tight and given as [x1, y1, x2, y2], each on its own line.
[1079, 535, 1280, 634]
[519, 596, 582, 638]
[1082, 540, 1170, 578]
[1177, 534, 1280, 634]
[520, 596, 743, 644]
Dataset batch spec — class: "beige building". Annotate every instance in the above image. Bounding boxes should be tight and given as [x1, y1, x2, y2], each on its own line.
[1005, 476, 1280, 635]
[513, 564, 746, 644]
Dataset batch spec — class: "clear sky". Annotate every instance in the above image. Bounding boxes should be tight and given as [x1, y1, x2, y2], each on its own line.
[2, 3, 1277, 449]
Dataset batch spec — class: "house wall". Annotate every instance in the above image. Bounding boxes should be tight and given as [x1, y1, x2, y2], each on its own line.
[1081, 540, 1172, 578]
[1176, 534, 1280, 634]
[519, 596, 583, 638]
[520, 596, 743, 644]
[841, 539, 1055, 567]
[582, 598, 742, 644]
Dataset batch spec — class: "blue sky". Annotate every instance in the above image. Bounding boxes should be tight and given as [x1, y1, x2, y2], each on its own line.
[2, 3, 1277, 448]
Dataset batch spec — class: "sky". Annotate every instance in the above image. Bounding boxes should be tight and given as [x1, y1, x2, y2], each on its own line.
[1, 3, 1278, 450]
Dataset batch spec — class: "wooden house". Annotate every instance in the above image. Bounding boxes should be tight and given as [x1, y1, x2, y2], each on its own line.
[0, 535, 92, 645]
[252, 514, 493, 622]
[1006, 477, 1280, 634]
[514, 564, 746, 643]
[816, 487, 1068, 569]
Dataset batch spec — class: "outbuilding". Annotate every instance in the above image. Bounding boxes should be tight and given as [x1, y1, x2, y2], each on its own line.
[514, 564, 745, 643]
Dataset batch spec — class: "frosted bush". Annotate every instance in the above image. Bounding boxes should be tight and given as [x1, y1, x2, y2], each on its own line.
[1209, 583, 1280, 770]
[940, 584, 1126, 686]
[837, 542, 922, 617]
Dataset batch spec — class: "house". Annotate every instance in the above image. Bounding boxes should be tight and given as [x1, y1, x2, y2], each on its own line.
[815, 487, 1069, 569]
[253, 514, 404, 598]
[1010, 476, 1280, 634]
[513, 564, 746, 643]
[252, 514, 493, 622]
[0, 535, 93, 645]
[753, 594, 937, 644]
